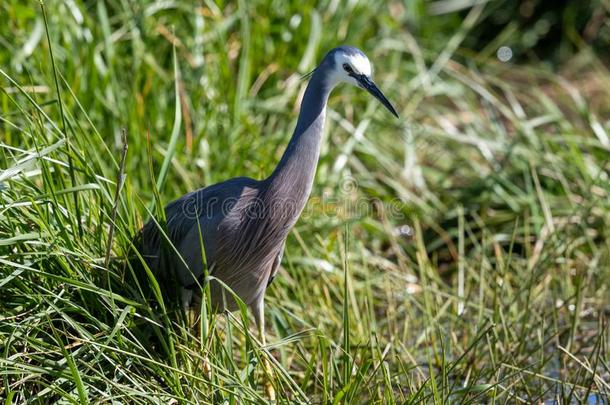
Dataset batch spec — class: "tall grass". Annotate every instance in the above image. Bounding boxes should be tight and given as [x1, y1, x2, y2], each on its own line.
[1, 1, 609, 403]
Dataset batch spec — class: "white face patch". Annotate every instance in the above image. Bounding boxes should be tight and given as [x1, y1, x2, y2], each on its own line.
[328, 51, 373, 87]
[345, 53, 372, 76]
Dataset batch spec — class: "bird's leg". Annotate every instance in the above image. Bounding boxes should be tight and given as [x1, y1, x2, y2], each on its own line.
[252, 297, 275, 402]
[181, 287, 196, 327]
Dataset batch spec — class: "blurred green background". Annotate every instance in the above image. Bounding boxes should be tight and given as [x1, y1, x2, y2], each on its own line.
[1, 0, 609, 403]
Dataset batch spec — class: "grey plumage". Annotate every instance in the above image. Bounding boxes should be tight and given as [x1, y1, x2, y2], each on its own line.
[139, 45, 398, 325]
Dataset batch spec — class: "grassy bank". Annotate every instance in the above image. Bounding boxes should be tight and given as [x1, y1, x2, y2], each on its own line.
[1, 1, 609, 403]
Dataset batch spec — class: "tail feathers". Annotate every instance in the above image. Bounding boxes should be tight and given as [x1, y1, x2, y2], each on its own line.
[130, 222, 185, 308]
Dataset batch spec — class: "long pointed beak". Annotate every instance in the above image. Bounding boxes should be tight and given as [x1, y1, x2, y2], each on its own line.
[357, 75, 399, 118]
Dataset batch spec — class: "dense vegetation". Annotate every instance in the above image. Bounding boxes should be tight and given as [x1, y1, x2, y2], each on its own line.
[1, 1, 608, 403]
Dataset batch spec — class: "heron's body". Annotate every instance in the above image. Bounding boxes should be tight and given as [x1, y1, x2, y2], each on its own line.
[141, 66, 328, 312]
[138, 46, 397, 400]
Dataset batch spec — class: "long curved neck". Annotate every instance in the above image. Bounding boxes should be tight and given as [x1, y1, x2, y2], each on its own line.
[266, 69, 332, 216]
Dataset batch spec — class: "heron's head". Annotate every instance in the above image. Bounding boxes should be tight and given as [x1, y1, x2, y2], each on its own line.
[323, 46, 399, 118]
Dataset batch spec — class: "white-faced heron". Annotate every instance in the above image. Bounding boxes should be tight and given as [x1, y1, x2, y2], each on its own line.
[139, 45, 398, 399]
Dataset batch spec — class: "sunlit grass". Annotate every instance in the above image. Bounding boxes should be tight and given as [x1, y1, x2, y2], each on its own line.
[1, 1, 609, 403]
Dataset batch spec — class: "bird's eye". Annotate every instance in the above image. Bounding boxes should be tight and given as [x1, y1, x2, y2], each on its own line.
[342, 63, 353, 73]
